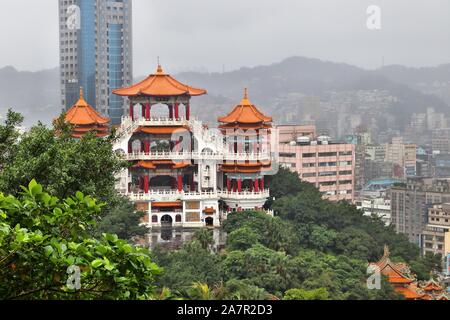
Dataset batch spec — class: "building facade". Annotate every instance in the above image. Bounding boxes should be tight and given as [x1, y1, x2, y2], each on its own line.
[355, 197, 391, 226]
[391, 177, 450, 244]
[385, 137, 417, 178]
[58, 0, 133, 125]
[422, 204, 450, 257]
[278, 127, 355, 202]
[112, 65, 275, 228]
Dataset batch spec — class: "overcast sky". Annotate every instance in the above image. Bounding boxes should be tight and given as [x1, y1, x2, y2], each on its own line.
[0, 0, 449, 73]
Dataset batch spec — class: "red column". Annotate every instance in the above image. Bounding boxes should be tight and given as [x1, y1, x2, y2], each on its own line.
[144, 141, 150, 154]
[174, 103, 179, 119]
[142, 104, 145, 118]
[169, 105, 173, 119]
[254, 179, 259, 192]
[145, 103, 151, 120]
[141, 140, 145, 152]
[129, 102, 134, 120]
[186, 103, 190, 120]
[144, 175, 149, 194]
[177, 174, 183, 192]
[226, 178, 231, 192]
[128, 141, 132, 154]
[260, 177, 265, 190]
[232, 180, 237, 192]
[237, 179, 242, 193]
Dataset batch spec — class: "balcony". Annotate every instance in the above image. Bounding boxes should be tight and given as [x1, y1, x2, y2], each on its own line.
[122, 189, 270, 202]
[123, 151, 272, 162]
[218, 189, 270, 200]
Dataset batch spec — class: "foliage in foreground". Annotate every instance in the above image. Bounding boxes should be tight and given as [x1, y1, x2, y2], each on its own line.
[0, 112, 146, 240]
[0, 181, 161, 300]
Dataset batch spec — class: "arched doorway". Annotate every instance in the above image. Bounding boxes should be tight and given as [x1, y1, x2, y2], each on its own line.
[161, 215, 173, 226]
[205, 217, 214, 227]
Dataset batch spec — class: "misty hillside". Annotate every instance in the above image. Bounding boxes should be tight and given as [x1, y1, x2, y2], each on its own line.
[0, 57, 449, 134]
[375, 64, 450, 106]
[0, 66, 60, 126]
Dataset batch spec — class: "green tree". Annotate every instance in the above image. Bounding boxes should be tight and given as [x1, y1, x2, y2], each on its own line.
[226, 227, 261, 251]
[0, 109, 23, 169]
[0, 117, 148, 241]
[152, 241, 224, 291]
[95, 196, 147, 241]
[0, 180, 161, 300]
[193, 229, 214, 250]
[283, 288, 330, 300]
[0, 124, 125, 202]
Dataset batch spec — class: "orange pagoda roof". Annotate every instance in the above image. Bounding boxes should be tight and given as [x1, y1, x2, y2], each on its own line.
[113, 64, 207, 97]
[422, 279, 443, 292]
[65, 88, 110, 126]
[396, 285, 423, 300]
[372, 246, 415, 285]
[221, 161, 272, 173]
[136, 126, 190, 135]
[152, 201, 182, 208]
[218, 89, 272, 125]
[134, 160, 191, 170]
[62, 88, 110, 138]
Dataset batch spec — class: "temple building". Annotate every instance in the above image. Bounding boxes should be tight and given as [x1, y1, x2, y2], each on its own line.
[112, 64, 274, 228]
[63, 88, 110, 138]
[370, 246, 449, 300]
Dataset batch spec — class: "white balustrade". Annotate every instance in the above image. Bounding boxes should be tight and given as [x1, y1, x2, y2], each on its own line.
[121, 189, 270, 202]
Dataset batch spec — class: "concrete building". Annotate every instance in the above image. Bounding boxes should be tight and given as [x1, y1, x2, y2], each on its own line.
[366, 144, 387, 162]
[422, 204, 450, 258]
[385, 137, 417, 178]
[58, 0, 133, 125]
[278, 126, 355, 202]
[356, 197, 391, 226]
[391, 177, 450, 244]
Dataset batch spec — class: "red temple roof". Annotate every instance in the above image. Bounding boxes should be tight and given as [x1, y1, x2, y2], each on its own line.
[113, 64, 207, 97]
[63, 88, 110, 138]
[218, 89, 272, 126]
[422, 279, 443, 292]
[65, 88, 110, 126]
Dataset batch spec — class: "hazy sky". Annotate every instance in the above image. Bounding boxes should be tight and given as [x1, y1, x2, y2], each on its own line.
[0, 0, 449, 73]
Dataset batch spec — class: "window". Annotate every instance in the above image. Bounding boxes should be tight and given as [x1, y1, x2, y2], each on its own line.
[339, 151, 353, 156]
[303, 163, 315, 168]
[303, 153, 316, 158]
[280, 152, 296, 158]
[320, 181, 337, 186]
[318, 152, 337, 157]
[339, 170, 352, 175]
[302, 173, 316, 178]
[318, 171, 337, 177]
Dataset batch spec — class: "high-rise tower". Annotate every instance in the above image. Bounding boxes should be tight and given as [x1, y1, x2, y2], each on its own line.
[58, 0, 133, 125]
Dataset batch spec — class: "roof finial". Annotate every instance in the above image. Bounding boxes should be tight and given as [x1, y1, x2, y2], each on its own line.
[156, 57, 164, 74]
[80, 87, 84, 99]
[240, 87, 251, 105]
[383, 245, 390, 259]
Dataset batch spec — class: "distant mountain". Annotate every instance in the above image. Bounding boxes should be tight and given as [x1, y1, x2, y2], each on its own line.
[0, 66, 60, 126]
[375, 64, 450, 106]
[175, 57, 450, 130]
[0, 57, 449, 133]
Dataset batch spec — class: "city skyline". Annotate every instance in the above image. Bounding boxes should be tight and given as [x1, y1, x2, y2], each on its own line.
[0, 0, 449, 74]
